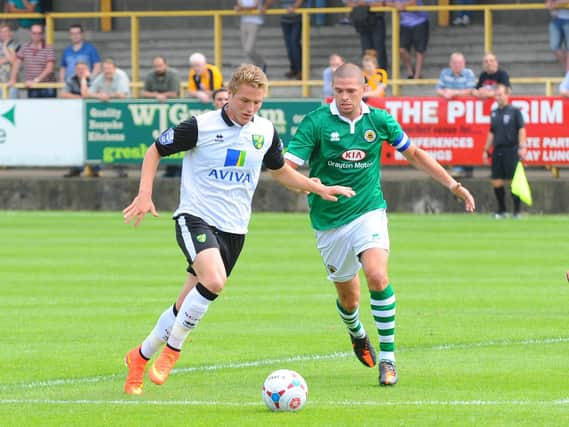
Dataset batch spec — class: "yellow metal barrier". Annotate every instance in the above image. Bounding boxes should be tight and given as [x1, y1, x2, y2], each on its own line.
[0, 4, 567, 99]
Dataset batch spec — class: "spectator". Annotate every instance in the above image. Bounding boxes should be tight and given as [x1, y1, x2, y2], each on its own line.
[452, 0, 474, 26]
[5, 0, 42, 40]
[141, 56, 180, 102]
[387, 0, 429, 79]
[59, 24, 101, 83]
[86, 58, 130, 101]
[8, 23, 55, 98]
[436, 52, 475, 99]
[60, 61, 98, 178]
[322, 53, 344, 98]
[473, 52, 510, 99]
[437, 52, 476, 178]
[362, 50, 386, 98]
[235, 0, 267, 71]
[0, 22, 20, 99]
[560, 69, 569, 96]
[482, 84, 527, 219]
[263, 0, 304, 79]
[60, 60, 90, 99]
[212, 87, 229, 109]
[187, 52, 223, 103]
[346, 0, 388, 70]
[546, 0, 569, 72]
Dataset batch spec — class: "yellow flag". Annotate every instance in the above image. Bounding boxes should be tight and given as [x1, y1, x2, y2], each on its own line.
[511, 162, 532, 206]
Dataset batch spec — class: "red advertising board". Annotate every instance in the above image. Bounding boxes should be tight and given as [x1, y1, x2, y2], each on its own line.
[365, 97, 569, 166]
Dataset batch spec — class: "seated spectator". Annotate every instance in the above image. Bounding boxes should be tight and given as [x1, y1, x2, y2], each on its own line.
[436, 51, 476, 99]
[8, 23, 56, 98]
[60, 60, 97, 178]
[86, 58, 130, 101]
[561, 69, 569, 96]
[59, 24, 101, 83]
[322, 53, 344, 98]
[546, 0, 569, 72]
[362, 50, 386, 99]
[60, 60, 90, 99]
[212, 87, 229, 109]
[0, 23, 20, 99]
[473, 52, 510, 99]
[386, 0, 429, 79]
[187, 52, 223, 103]
[437, 52, 476, 178]
[141, 56, 180, 102]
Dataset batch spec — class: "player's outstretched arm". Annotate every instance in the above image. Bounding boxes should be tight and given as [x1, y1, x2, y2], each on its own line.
[402, 145, 476, 212]
[270, 163, 355, 201]
[123, 143, 161, 227]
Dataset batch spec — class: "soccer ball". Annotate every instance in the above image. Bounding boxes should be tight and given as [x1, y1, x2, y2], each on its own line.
[262, 369, 308, 412]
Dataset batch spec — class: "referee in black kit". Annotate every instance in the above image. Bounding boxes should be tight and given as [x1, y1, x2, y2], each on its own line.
[483, 84, 527, 219]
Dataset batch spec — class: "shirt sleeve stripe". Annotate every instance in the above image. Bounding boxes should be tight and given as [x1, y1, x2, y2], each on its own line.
[390, 132, 411, 152]
[284, 152, 305, 166]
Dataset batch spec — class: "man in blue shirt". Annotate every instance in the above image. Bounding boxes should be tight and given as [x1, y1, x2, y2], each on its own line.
[59, 24, 101, 82]
[436, 51, 476, 99]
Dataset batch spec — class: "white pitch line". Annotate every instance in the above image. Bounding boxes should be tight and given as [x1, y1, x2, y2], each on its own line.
[1, 336, 568, 393]
[1, 398, 569, 407]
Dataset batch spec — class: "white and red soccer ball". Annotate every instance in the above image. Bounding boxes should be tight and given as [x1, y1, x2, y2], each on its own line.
[262, 369, 308, 412]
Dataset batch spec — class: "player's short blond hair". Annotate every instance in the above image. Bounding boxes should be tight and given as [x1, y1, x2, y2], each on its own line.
[227, 64, 268, 94]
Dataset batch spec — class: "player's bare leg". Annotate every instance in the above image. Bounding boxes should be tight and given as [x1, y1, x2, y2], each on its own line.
[149, 249, 225, 386]
[335, 276, 377, 368]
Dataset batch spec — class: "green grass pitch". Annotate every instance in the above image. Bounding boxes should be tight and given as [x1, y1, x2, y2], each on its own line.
[1, 211, 568, 426]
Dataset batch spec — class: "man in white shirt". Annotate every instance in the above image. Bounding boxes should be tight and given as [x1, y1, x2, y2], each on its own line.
[122, 64, 355, 395]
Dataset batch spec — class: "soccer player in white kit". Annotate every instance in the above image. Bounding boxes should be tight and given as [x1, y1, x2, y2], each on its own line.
[122, 64, 355, 395]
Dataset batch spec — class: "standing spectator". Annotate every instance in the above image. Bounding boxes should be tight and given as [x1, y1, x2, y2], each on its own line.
[473, 52, 510, 99]
[8, 23, 55, 98]
[437, 52, 476, 178]
[263, 0, 304, 79]
[560, 69, 569, 96]
[322, 53, 344, 98]
[346, 0, 388, 70]
[452, 0, 474, 26]
[235, 0, 267, 71]
[187, 52, 223, 103]
[387, 0, 429, 79]
[362, 50, 386, 99]
[141, 56, 180, 102]
[86, 58, 130, 101]
[546, 0, 569, 72]
[5, 0, 42, 41]
[482, 84, 527, 219]
[59, 24, 101, 83]
[212, 87, 229, 109]
[305, 0, 327, 26]
[0, 22, 20, 99]
[60, 61, 97, 178]
[436, 52, 475, 99]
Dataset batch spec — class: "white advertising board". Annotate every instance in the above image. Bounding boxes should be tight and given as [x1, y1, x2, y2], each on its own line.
[0, 99, 84, 166]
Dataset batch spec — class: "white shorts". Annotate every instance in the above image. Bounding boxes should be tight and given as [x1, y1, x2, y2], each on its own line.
[315, 209, 390, 283]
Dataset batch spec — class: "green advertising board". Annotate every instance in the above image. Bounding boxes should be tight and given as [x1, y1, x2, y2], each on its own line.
[85, 99, 322, 164]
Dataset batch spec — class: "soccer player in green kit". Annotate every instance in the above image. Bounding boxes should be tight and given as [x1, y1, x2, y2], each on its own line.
[285, 63, 475, 386]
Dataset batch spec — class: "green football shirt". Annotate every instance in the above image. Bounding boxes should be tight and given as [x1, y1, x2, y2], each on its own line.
[285, 101, 409, 231]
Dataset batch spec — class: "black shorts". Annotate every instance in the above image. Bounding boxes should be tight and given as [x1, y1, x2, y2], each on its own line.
[491, 148, 519, 180]
[174, 214, 245, 277]
[400, 20, 429, 53]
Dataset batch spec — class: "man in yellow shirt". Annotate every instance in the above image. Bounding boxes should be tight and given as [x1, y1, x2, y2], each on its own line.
[187, 52, 223, 103]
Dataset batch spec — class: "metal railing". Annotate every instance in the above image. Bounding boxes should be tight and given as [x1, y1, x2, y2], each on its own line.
[0, 3, 566, 98]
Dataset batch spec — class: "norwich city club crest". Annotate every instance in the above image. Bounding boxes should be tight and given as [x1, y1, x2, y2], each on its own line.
[252, 134, 264, 149]
[196, 234, 207, 243]
[364, 129, 377, 143]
